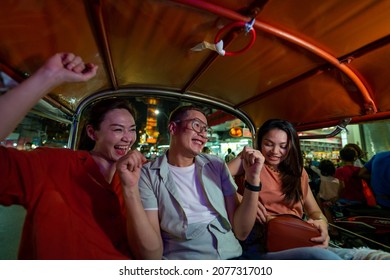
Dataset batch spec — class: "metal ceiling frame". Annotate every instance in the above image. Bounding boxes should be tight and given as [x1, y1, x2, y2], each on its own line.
[2, 0, 390, 133]
[171, 0, 377, 115]
[69, 88, 256, 148]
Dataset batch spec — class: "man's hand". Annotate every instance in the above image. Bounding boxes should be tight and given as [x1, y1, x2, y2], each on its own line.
[240, 146, 265, 185]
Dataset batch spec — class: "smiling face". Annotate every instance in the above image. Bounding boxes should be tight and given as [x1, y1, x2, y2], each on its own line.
[260, 128, 289, 169]
[87, 108, 136, 162]
[170, 109, 208, 160]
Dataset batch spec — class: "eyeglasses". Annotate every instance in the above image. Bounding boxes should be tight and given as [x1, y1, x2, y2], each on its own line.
[175, 118, 213, 136]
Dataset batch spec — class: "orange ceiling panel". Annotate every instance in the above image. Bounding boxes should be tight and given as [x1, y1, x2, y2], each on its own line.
[1, 0, 390, 130]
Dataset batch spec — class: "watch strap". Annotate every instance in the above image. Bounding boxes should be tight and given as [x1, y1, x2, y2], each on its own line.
[244, 180, 262, 192]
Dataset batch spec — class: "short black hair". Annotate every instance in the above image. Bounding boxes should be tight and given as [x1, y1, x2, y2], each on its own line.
[339, 147, 357, 162]
[318, 159, 336, 176]
[168, 105, 206, 123]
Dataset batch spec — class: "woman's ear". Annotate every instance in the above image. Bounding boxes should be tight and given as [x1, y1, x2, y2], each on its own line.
[86, 125, 96, 141]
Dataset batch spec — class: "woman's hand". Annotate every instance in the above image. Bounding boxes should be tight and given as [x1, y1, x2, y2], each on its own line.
[256, 200, 268, 224]
[116, 150, 147, 189]
[307, 218, 330, 248]
[40, 53, 98, 84]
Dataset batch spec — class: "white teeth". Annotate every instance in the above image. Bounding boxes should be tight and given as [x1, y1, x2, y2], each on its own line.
[115, 145, 128, 150]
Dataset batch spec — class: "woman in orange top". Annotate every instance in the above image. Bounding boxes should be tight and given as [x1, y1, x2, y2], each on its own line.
[228, 119, 338, 259]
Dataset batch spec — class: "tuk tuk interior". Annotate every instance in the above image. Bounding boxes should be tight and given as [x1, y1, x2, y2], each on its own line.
[1, 0, 390, 258]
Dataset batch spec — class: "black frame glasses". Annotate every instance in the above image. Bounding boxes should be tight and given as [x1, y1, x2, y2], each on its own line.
[175, 118, 213, 136]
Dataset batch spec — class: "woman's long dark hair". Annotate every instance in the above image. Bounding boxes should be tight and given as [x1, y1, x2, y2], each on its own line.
[77, 98, 136, 151]
[256, 119, 303, 205]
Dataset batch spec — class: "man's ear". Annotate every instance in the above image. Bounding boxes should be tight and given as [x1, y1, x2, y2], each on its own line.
[168, 122, 177, 135]
[86, 124, 96, 141]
